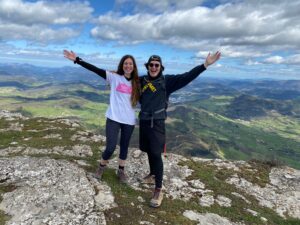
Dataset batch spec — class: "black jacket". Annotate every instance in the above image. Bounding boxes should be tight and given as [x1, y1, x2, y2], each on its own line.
[139, 64, 206, 121]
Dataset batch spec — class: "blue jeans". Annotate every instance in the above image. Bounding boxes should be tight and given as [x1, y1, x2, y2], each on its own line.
[102, 118, 135, 161]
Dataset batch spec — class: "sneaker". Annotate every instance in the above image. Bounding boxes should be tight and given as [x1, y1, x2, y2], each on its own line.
[140, 174, 155, 185]
[150, 189, 163, 208]
[117, 169, 128, 183]
[93, 165, 106, 180]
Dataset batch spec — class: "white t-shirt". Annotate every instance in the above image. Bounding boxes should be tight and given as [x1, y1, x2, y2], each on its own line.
[105, 71, 136, 125]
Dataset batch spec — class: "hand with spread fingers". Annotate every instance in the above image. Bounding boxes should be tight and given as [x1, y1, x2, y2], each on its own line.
[204, 51, 221, 68]
[63, 50, 77, 62]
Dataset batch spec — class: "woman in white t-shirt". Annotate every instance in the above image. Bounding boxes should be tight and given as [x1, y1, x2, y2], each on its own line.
[63, 50, 140, 183]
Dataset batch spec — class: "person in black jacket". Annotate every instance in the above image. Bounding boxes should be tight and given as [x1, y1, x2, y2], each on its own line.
[139, 52, 221, 207]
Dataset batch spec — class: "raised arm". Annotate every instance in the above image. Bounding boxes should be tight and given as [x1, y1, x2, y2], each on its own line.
[166, 51, 221, 95]
[63, 50, 106, 79]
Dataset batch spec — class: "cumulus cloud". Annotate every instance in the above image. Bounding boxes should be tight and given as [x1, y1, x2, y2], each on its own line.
[115, 0, 206, 12]
[209, 46, 266, 58]
[245, 59, 261, 66]
[263, 54, 300, 65]
[0, 44, 120, 68]
[0, 0, 92, 25]
[92, 0, 300, 56]
[0, 0, 93, 43]
[263, 56, 284, 64]
[92, 7, 232, 42]
[0, 24, 79, 43]
[286, 54, 300, 64]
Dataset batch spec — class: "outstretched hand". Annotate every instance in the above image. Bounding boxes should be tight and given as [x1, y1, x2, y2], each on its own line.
[204, 51, 221, 68]
[63, 50, 77, 62]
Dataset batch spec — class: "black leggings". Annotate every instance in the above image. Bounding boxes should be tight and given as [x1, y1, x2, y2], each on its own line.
[139, 120, 165, 189]
[102, 118, 135, 161]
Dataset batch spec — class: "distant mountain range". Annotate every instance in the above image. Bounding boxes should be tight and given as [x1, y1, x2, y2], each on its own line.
[0, 63, 299, 169]
[0, 62, 102, 84]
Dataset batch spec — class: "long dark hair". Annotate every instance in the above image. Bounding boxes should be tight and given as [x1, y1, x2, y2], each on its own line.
[116, 55, 140, 107]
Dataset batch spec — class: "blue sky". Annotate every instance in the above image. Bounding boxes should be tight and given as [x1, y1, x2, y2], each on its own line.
[0, 0, 300, 79]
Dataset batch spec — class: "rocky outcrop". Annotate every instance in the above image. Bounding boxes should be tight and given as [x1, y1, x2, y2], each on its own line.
[183, 211, 245, 225]
[226, 167, 300, 218]
[0, 110, 300, 225]
[110, 151, 300, 221]
[0, 157, 115, 225]
[0, 145, 93, 157]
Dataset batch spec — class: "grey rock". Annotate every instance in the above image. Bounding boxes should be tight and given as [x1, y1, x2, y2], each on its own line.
[22, 145, 93, 157]
[199, 194, 215, 207]
[0, 146, 24, 156]
[226, 167, 300, 218]
[0, 157, 115, 225]
[183, 210, 245, 225]
[216, 195, 232, 207]
[43, 134, 62, 139]
[245, 208, 258, 216]
[71, 131, 105, 143]
[0, 110, 26, 120]
[231, 192, 251, 204]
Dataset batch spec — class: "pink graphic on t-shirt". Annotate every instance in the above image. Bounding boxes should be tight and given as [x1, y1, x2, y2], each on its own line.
[116, 83, 132, 94]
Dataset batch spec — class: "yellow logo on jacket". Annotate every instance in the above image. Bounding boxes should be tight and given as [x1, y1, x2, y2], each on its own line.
[142, 82, 156, 93]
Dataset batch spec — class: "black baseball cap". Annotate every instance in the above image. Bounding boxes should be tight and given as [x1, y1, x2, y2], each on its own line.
[145, 55, 165, 71]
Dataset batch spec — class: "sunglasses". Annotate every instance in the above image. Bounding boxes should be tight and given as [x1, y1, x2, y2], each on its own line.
[149, 63, 160, 68]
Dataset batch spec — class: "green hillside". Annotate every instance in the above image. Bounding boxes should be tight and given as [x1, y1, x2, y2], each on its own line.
[0, 81, 109, 129]
[166, 104, 300, 169]
[1, 78, 299, 169]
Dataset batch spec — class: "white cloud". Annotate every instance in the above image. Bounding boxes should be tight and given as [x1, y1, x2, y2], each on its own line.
[0, 0, 93, 25]
[286, 54, 300, 64]
[92, 0, 300, 55]
[245, 59, 261, 66]
[0, 23, 79, 43]
[0, 44, 65, 58]
[0, 0, 93, 43]
[263, 54, 300, 65]
[0, 44, 120, 68]
[116, 0, 205, 12]
[215, 46, 266, 58]
[263, 56, 284, 64]
[92, 7, 232, 42]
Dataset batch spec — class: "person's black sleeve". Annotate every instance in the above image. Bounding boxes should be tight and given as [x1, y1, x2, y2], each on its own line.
[74, 57, 106, 79]
[165, 64, 206, 95]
